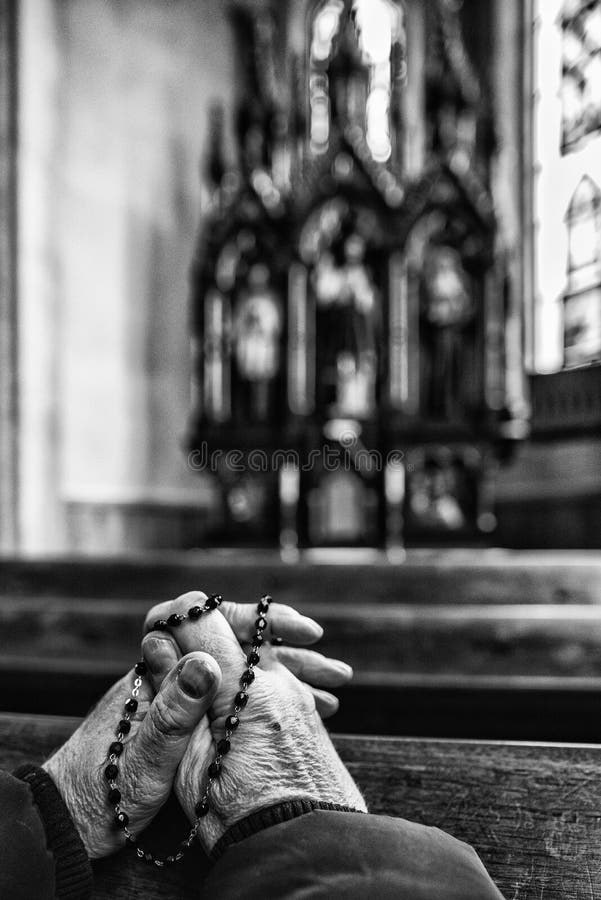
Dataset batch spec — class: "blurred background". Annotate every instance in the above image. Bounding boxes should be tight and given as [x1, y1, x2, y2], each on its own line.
[1, 0, 601, 741]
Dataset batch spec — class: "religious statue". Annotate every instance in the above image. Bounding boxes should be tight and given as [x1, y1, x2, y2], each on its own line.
[313, 229, 380, 420]
[420, 244, 474, 420]
[232, 264, 284, 424]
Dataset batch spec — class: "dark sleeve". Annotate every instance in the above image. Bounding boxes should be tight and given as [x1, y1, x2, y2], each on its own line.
[203, 807, 506, 900]
[7, 765, 93, 900]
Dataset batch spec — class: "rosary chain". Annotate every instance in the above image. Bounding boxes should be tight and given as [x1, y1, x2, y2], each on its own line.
[103, 593, 272, 866]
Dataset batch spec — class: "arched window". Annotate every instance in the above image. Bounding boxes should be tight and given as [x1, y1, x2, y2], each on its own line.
[563, 175, 601, 366]
[532, 0, 601, 371]
[308, 0, 406, 163]
[561, 0, 601, 153]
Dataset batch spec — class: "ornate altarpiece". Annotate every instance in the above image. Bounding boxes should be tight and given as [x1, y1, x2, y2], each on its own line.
[188, 0, 528, 552]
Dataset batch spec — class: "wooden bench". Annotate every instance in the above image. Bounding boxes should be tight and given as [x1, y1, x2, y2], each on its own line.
[3, 553, 601, 740]
[3, 599, 601, 739]
[1, 712, 599, 900]
[2, 551, 601, 605]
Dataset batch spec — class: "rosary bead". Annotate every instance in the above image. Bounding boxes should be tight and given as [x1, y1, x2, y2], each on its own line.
[235, 691, 249, 708]
[107, 589, 271, 869]
[195, 798, 210, 818]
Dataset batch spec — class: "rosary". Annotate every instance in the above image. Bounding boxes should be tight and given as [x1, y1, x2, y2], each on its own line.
[102, 593, 271, 866]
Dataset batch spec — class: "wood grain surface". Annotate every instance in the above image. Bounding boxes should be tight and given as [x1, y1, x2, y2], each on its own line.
[4, 597, 601, 677]
[2, 551, 601, 605]
[1, 713, 600, 899]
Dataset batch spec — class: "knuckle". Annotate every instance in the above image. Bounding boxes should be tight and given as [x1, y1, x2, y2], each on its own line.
[172, 590, 207, 614]
[149, 694, 187, 739]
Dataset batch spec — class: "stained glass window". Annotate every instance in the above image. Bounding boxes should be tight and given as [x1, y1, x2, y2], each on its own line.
[563, 175, 601, 366]
[532, 0, 601, 372]
[561, 0, 601, 153]
[308, 0, 405, 162]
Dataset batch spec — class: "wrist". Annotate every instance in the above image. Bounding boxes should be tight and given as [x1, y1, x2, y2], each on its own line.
[209, 798, 367, 862]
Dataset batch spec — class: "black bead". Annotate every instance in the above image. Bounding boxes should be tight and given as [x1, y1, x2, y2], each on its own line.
[195, 798, 210, 818]
[153, 619, 169, 631]
[118, 719, 131, 735]
[108, 788, 121, 805]
[109, 741, 123, 757]
[234, 691, 248, 708]
[217, 738, 231, 755]
[255, 616, 267, 631]
[253, 633, 264, 647]
[258, 597, 271, 614]
[125, 699, 138, 714]
[247, 650, 260, 666]
[145, 852, 154, 863]
[115, 811, 129, 828]
[105, 764, 119, 780]
[165, 855, 176, 865]
[208, 761, 221, 779]
[134, 661, 147, 676]
[167, 613, 184, 627]
[240, 669, 255, 686]
[225, 714, 240, 730]
[206, 593, 222, 609]
[188, 605, 202, 619]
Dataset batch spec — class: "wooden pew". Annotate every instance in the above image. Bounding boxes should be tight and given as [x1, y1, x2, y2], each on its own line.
[3, 553, 601, 740]
[1, 712, 599, 900]
[5, 597, 601, 678]
[2, 550, 601, 606]
[3, 596, 601, 739]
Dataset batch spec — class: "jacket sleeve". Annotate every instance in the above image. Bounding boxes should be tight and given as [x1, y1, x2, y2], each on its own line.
[202, 807, 506, 900]
[1, 766, 93, 900]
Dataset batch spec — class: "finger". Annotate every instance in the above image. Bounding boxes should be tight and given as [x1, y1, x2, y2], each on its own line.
[221, 600, 324, 646]
[141, 633, 180, 693]
[144, 591, 208, 636]
[310, 687, 340, 719]
[273, 646, 353, 687]
[132, 651, 221, 779]
[145, 594, 248, 720]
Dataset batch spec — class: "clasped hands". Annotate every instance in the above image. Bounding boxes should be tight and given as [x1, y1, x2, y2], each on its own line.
[44, 593, 366, 859]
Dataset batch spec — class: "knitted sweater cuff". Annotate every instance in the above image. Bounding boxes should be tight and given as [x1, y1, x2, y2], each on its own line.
[13, 764, 93, 900]
[210, 798, 365, 862]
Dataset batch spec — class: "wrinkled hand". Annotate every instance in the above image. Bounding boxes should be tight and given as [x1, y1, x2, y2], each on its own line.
[144, 593, 367, 854]
[43, 646, 221, 858]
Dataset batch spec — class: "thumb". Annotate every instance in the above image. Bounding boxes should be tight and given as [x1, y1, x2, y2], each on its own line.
[132, 651, 221, 778]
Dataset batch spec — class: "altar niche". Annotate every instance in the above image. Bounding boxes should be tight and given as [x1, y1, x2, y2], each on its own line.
[187, 1, 527, 551]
